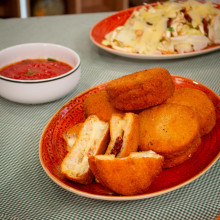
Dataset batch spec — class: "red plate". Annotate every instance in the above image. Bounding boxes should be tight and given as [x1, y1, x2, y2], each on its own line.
[90, 4, 220, 60]
[39, 76, 220, 201]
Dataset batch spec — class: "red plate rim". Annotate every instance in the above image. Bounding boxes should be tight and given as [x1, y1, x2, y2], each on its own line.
[90, 3, 220, 60]
[39, 75, 220, 201]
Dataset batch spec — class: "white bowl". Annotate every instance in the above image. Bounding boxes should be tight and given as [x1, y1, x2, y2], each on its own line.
[0, 43, 81, 104]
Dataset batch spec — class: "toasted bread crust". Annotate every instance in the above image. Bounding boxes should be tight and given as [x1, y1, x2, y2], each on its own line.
[106, 68, 174, 111]
[139, 103, 200, 157]
[105, 113, 139, 158]
[89, 152, 164, 195]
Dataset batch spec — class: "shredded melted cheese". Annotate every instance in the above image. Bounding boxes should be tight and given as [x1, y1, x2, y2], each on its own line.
[102, 0, 219, 54]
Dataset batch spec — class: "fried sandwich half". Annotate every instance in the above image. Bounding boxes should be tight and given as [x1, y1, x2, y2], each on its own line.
[166, 88, 216, 136]
[139, 103, 201, 167]
[61, 115, 109, 185]
[105, 112, 139, 158]
[89, 151, 164, 196]
[106, 68, 174, 111]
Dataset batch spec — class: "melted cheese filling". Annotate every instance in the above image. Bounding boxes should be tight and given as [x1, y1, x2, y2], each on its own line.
[96, 150, 162, 160]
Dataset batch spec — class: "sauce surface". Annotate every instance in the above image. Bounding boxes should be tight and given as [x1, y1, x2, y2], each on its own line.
[0, 59, 73, 80]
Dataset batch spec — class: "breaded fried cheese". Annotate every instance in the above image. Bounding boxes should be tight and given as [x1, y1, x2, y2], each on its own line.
[166, 88, 216, 136]
[61, 115, 109, 185]
[105, 113, 139, 158]
[84, 90, 123, 122]
[139, 103, 200, 159]
[106, 68, 174, 111]
[63, 123, 83, 152]
[88, 151, 164, 196]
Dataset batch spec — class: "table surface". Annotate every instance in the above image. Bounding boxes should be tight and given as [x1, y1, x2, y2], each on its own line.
[0, 12, 220, 220]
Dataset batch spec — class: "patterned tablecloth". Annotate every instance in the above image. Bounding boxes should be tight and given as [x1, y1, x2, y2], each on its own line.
[0, 11, 219, 220]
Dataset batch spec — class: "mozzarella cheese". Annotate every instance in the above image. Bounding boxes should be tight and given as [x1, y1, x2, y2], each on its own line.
[102, 0, 219, 54]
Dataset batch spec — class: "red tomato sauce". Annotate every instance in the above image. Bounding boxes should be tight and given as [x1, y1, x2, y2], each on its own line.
[0, 59, 73, 80]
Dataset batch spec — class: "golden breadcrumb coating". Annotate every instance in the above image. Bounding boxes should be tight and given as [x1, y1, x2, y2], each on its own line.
[84, 90, 123, 122]
[163, 134, 201, 168]
[166, 88, 216, 136]
[139, 103, 200, 158]
[105, 113, 139, 158]
[106, 68, 175, 111]
[89, 151, 164, 195]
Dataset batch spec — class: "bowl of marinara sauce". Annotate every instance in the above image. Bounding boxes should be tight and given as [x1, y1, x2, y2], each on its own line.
[0, 43, 81, 104]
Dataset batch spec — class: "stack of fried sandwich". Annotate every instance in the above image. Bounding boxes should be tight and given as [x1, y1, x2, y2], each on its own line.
[60, 68, 216, 196]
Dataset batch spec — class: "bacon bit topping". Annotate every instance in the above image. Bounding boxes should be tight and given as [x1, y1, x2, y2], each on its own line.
[184, 13, 192, 23]
[202, 18, 208, 35]
[180, 8, 186, 13]
[167, 18, 172, 28]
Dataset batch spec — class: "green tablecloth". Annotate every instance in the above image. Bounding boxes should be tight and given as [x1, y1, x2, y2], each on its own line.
[0, 12, 219, 220]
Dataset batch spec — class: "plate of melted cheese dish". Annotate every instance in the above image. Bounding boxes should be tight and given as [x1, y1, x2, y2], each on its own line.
[90, 0, 220, 59]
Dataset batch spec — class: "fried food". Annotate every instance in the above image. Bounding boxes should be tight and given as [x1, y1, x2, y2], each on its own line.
[139, 103, 200, 159]
[166, 88, 216, 136]
[63, 123, 83, 152]
[84, 90, 123, 122]
[163, 134, 201, 168]
[105, 68, 175, 111]
[105, 113, 139, 158]
[61, 115, 109, 185]
[88, 151, 164, 196]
